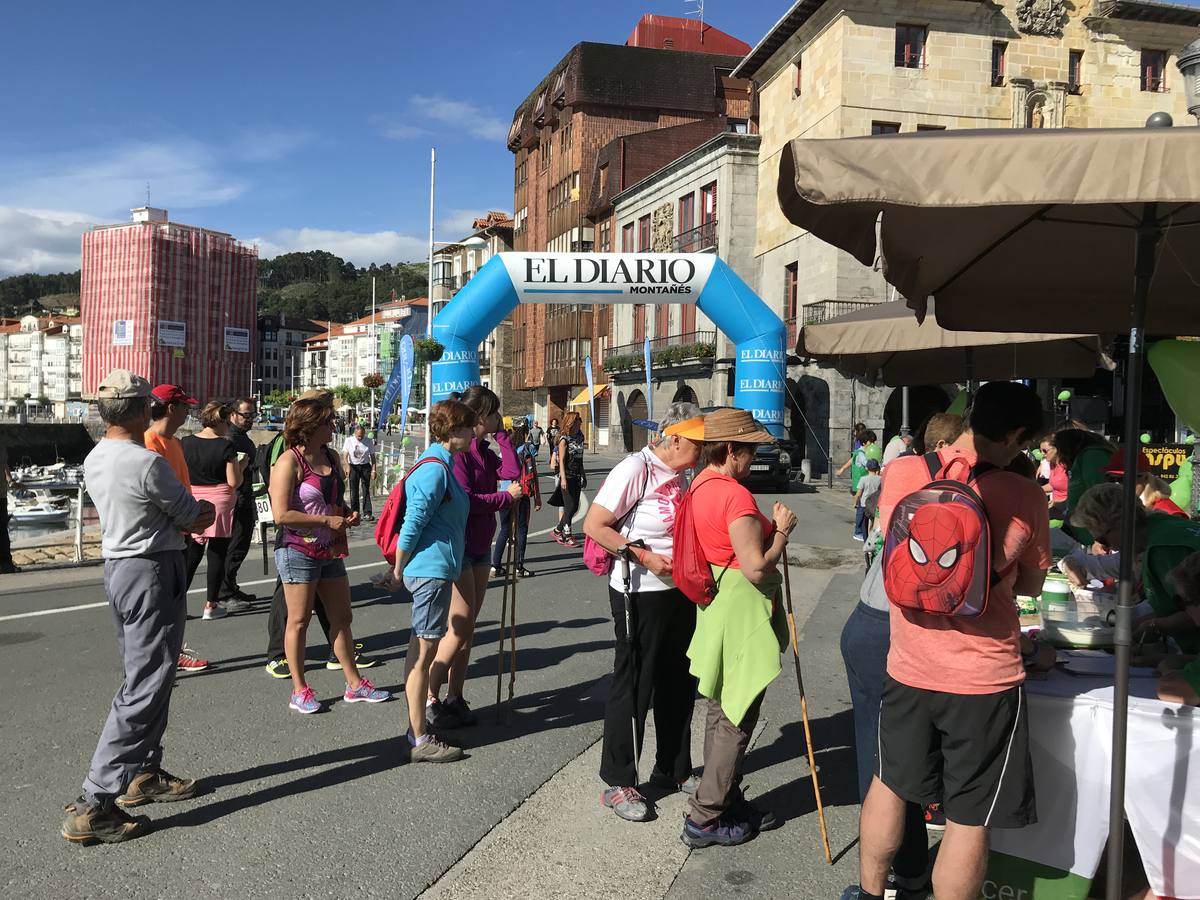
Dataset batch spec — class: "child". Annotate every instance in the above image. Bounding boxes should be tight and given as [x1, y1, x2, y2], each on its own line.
[492, 423, 542, 577]
[853, 457, 882, 542]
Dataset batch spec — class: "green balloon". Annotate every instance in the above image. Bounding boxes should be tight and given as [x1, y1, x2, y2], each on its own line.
[1057, 390, 1072, 402]
[1149, 340, 1200, 434]
[402, 436, 412, 446]
[1188, 435, 1197, 445]
[1172, 458, 1194, 512]
[1140, 432, 1151, 444]
[1031, 449, 1044, 461]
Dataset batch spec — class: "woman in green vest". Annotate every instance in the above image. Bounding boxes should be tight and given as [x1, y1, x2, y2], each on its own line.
[1053, 428, 1115, 546]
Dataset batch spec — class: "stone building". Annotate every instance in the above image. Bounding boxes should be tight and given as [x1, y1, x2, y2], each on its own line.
[256, 312, 325, 398]
[595, 131, 761, 450]
[734, 0, 1200, 472]
[0, 314, 84, 419]
[506, 14, 755, 427]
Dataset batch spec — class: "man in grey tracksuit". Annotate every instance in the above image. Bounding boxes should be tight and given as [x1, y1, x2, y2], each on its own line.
[61, 369, 215, 845]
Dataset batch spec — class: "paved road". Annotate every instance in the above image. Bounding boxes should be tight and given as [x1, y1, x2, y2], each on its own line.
[0, 457, 870, 900]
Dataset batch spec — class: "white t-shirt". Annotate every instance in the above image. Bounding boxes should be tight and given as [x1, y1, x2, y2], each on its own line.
[592, 448, 685, 593]
[343, 435, 375, 466]
[882, 435, 909, 467]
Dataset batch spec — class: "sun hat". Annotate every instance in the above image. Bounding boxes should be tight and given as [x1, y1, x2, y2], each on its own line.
[699, 408, 775, 444]
[296, 389, 335, 404]
[97, 369, 152, 400]
[151, 384, 198, 406]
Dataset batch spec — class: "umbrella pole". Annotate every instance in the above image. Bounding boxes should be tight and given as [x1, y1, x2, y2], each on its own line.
[1104, 201, 1161, 900]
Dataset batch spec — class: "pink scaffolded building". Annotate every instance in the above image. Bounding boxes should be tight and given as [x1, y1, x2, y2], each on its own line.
[81, 207, 258, 402]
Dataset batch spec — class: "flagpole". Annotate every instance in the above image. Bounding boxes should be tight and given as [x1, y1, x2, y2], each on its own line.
[425, 147, 436, 447]
[370, 275, 377, 430]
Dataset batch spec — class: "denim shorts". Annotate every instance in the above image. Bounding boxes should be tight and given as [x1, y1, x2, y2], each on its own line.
[275, 546, 347, 584]
[462, 551, 491, 568]
[406, 576, 454, 639]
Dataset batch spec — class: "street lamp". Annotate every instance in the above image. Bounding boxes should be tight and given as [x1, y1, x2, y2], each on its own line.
[1177, 37, 1200, 122]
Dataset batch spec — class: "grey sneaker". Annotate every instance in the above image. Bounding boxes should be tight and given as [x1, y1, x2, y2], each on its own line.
[601, 786, 650, 822]
[649, 770, 699, 795]
[222, 597, 253, 613]
[410, 735, 464, 763]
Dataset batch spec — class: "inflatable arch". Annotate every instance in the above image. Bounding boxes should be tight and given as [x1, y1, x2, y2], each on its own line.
[428, 253, 788, 435]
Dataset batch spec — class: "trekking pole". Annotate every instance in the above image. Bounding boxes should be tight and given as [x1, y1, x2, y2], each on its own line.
[782, 555, 833, 865]
[505, 503, 519, 724]
[494, 514, 513, 723]
[620, 539, 646, 783]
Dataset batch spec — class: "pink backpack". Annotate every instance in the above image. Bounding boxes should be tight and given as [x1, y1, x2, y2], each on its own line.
[583, 452, 651, 576]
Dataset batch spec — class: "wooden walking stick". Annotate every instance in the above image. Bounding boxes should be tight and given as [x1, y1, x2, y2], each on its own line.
[505, 505, 519, 724]
[782, 555, 833, 865]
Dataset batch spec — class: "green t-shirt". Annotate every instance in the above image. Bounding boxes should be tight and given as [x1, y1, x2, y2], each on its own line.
[1065, 445, 1113, 545]
[1142, 511, 1200, 655]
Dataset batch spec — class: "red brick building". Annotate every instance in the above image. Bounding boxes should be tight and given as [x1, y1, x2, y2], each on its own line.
[507, 14, 755, 421]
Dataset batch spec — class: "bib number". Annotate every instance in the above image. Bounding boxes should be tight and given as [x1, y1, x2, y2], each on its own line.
[255, 493, 274, 525]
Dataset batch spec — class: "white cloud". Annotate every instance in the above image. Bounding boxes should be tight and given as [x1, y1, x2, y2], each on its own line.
[0, 207, 99, 276]
[0, 139, 247, 215]
[249, 227, 429, 266]
[383, 95, 510, 143]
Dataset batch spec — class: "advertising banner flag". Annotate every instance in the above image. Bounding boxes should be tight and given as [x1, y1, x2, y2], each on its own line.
[643, 337, 653, 425]
[380, 334, 415, 432]
[584, 355, 595, 444]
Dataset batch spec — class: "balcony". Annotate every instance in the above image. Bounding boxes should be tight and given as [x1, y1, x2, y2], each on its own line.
[673, 220, 718, 254]
[603, 330, 717, 382]
[802, 299, 879, 325]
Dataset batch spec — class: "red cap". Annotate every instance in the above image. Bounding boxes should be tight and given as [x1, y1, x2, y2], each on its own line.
[1102, 447, 1151, 477]
[151, 384, 198, 406]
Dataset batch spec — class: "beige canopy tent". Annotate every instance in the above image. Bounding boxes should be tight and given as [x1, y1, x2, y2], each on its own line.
[796, 298, 1104, 387]
[777, 122, 1200, 900]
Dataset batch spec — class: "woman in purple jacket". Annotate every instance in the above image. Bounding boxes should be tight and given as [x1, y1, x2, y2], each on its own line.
[427, 385, 523, 728]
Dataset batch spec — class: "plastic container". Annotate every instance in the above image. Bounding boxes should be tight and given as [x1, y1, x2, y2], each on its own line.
[1038, 579, 1118, 648]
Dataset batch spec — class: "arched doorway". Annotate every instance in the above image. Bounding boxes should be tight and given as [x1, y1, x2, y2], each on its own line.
[798, 375, 831, 475]
[624, 389, 648, 451]
[672, 385, 698, 406]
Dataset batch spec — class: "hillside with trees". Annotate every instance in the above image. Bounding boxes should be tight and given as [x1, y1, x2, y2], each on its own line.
[0, 252, 426, 322]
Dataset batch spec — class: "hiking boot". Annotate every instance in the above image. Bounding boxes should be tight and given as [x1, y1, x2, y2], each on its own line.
[410, 735, 465, 763]
[325, 644, 380, 670]
[732, 797, 780, 832]
[924, 802, 946, 832]
[442, 696, 477, 726]
[222, 597, 253, 613]
[343, 678, 390, 704]
[680, 813, 754, 849]
[116, 768, 198, 808]
[62, 796, 151, 844]
[264, 658, 291, 679]
[602, 786, 650, 822]
[227, 588, 257, 604]
[649, 770, 698, 795]
[425, 698, 457, 730]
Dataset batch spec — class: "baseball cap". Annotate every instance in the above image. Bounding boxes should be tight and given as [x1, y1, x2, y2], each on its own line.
[1102, 447, 1152, 477]
[97, 369, 152, 400]
[151, 384, 198, 406]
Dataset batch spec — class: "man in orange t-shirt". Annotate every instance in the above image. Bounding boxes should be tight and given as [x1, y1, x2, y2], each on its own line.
[144, 384, 208, 674]
[854, 382, 1051, 900]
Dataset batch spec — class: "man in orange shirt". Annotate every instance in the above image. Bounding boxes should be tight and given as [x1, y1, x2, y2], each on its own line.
[145, 384, 208, 674]
[851, 382, 1051, 900]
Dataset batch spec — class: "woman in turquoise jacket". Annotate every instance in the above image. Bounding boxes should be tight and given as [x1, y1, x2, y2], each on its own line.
[384, 399, 474, 763]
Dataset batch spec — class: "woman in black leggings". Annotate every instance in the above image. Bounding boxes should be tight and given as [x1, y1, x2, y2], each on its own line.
[552, 411, 585, 547]
[181, 401, 244, 619]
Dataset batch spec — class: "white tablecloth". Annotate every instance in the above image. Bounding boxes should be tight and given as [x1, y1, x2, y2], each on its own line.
[989, 669, 1200, 899]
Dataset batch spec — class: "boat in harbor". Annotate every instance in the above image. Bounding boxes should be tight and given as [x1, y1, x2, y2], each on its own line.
[8, 489, 72, 525]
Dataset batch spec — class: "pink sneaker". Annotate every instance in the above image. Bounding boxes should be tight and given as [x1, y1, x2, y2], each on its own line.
[289, 685, 320, 714]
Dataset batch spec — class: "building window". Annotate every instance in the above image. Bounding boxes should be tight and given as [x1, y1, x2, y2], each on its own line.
[871, 121, 901, 135]
[539, 134, 551, 170]
[679, 193, 695, 235]
[793, 57, 803, 96]
[655, 303, 670, 340]
[1068, 50, 1083, 95]
[992, 42, 1006, 86]
[700, 182, 717, 224]
[633, 304, 646, 343]
[598, 163, 608, 196]
[785, 263, 798, 321]
[916, 124, 946, 131]
[895, 24, 926, 69]
[728, 119, 749, 133]
[621, 222, 635, 252]
[598, 220, 612, 253]
[1142, 49, 1167, 93]
[637, 214, 651, 251]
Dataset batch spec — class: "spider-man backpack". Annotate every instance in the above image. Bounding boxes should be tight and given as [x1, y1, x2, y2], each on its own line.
[882, 454, 1002, 618]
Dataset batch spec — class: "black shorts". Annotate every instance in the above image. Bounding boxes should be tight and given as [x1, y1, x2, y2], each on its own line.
[877, 676, 1036, 829]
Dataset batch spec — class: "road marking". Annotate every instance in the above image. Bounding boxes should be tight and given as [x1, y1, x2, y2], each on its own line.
[0, 495, 590, 624]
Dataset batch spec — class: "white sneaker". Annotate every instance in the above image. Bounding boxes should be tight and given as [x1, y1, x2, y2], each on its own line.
[202, 604, 228, 620]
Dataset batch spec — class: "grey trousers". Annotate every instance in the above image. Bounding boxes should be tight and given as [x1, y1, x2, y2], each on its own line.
[82, 551, 187, 802]
[688, 693, 765, 826]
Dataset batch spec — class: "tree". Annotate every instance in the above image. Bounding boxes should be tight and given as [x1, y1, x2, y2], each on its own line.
[263, 389, 293, 407]
[333, 385, 370, 407]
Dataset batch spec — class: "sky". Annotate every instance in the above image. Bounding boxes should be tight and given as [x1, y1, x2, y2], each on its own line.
[0, 1, 784, 277]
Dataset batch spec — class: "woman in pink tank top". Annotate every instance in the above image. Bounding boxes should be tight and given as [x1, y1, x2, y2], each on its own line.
[269, 398, 390, 714]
